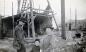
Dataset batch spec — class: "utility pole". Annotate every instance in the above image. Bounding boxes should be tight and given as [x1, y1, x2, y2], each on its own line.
[30, 0, 35, 39]
[75, 8, 77, 31]
[69, 8, 71, 30]
[61, 0, 66, 40]
[69, 0, 71, 30]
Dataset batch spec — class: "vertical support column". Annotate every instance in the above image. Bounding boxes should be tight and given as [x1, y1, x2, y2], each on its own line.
[30, 0, 35, 39]
[61, 0, 66, 40]
[27, 13, 30, 37]
[17, 0, 21, 14]
[4, 0, 5, 17]
[0, 16, 2, 38]
[12, 2, 14, 37]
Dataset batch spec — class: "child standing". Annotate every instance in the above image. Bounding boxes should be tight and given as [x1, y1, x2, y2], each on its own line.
[31, 39, 40, 52]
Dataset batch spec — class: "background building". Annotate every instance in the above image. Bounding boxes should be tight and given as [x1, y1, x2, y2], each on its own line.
[1, 12, 52, 37]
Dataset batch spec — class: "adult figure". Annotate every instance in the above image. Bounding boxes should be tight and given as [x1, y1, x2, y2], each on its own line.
[13, 18, 27, 52]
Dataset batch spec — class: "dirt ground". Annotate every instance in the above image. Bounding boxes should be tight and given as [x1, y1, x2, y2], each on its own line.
[0, 31, 79, 52]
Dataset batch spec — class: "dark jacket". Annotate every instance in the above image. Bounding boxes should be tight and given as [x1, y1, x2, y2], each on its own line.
[14, 24, 27, 44]
[31, 45, 40, 52]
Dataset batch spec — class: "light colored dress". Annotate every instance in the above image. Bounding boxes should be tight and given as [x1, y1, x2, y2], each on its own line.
[40, 29, 58, 52]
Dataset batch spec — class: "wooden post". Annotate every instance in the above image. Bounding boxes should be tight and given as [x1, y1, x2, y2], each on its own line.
[12, 2, 14, 37]
[27, 12, 30, 37]
[61, 0, 66, 40]
[17, 0, 21, 14]
[3, 0, 5, 30]
[0, 15, 2, 38]
[30, 0, 35, 39]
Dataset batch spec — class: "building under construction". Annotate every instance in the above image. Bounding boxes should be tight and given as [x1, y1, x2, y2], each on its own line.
[0, 0, 56, 38]
[1, 12, 52, 37]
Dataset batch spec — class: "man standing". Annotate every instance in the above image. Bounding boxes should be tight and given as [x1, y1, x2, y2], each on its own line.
[14, 18, 27, 52]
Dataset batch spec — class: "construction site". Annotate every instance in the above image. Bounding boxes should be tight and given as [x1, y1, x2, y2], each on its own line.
[0, 0, 86, 52]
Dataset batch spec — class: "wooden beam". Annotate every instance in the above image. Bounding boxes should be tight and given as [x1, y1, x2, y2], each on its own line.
[20, 8, 53, 13]
[30, 0, 35, 40]
[52, 13, 58, 30]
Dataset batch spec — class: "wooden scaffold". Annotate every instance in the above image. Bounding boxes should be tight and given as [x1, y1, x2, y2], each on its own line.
[14, 0, 58, 40]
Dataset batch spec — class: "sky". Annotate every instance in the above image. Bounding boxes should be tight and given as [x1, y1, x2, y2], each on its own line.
[0, 0, 86, 26]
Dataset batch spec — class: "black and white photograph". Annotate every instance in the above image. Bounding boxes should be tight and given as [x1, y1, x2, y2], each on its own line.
[0, 0, 86, 52]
